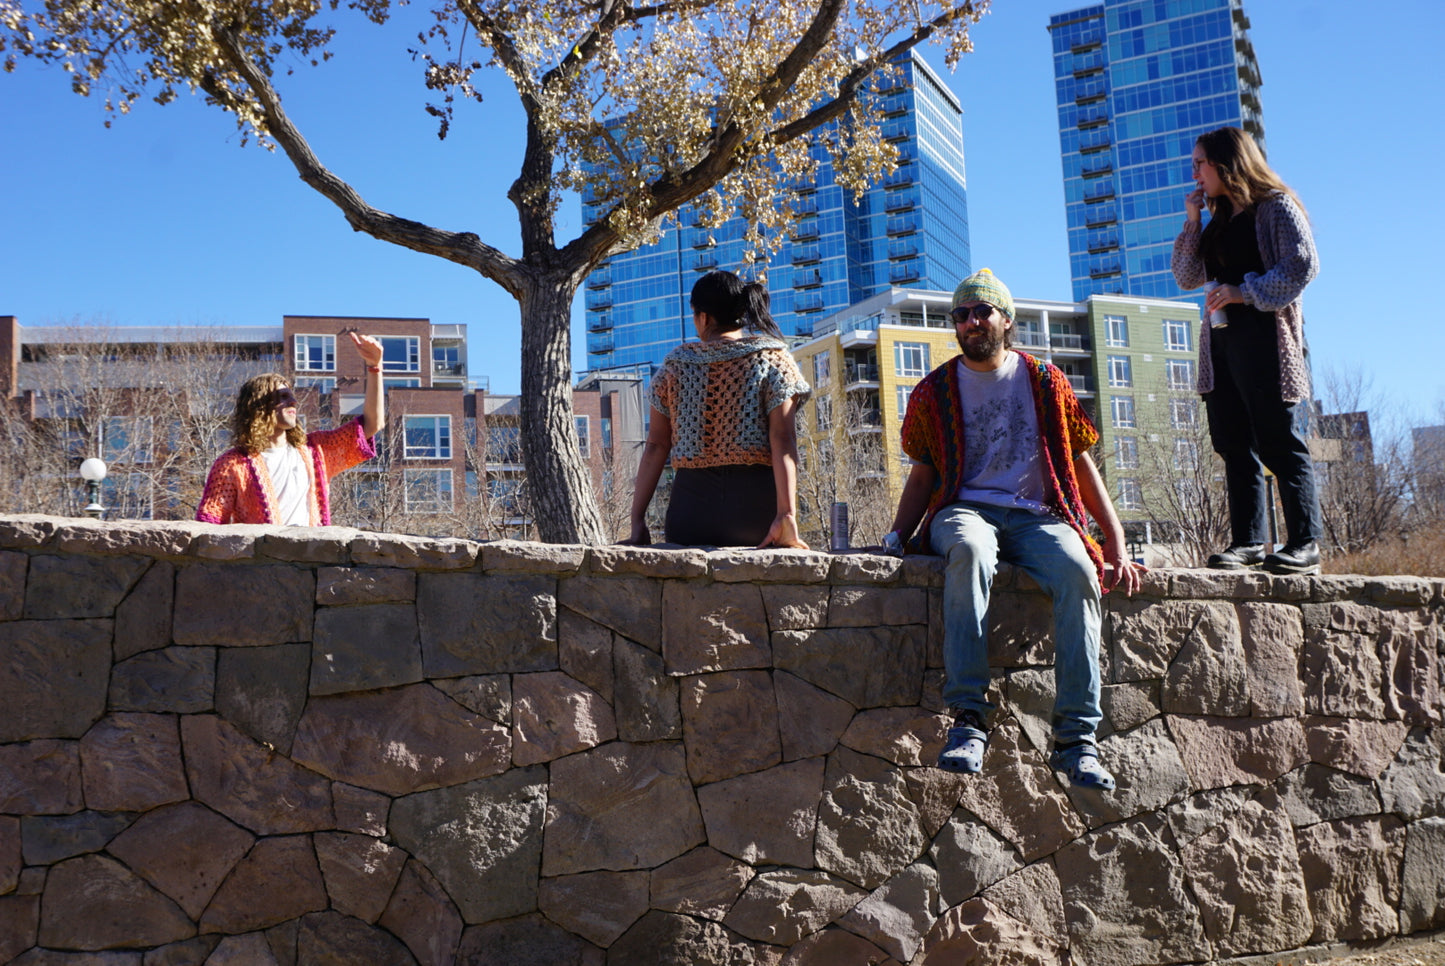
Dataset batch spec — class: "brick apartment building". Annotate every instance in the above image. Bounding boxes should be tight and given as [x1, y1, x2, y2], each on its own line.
[0, 315, 641, 538]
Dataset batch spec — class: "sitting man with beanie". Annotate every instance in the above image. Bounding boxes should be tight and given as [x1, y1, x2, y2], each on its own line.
[881, 268, 1141, 789]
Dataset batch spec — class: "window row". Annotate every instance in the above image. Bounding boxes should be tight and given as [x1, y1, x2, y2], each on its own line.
[294, 335, 424, 374]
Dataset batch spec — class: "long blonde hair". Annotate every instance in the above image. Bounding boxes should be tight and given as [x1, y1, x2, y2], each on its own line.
[1196, 126, 1305, 217]
[232, 373, 304, 454]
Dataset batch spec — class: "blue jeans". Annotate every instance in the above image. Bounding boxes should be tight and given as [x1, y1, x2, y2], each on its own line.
[929, 501, 1103, 748]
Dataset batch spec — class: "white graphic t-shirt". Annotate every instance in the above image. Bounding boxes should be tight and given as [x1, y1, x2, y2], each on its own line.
[954, 352, 1048, 514]
[262, 441, 311, 526]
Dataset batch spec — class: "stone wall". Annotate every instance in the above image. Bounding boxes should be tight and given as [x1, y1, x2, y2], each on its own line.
[0, 513, 1442, 966]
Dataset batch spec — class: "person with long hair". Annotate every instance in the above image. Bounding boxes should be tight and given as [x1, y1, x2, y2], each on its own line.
[197, 330, 385, 525]
[1172, 126, 1323, 575]
[622, 270, 811, 548]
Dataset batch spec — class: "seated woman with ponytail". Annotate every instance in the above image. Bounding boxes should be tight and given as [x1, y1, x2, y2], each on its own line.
[622, 270, 812, 548]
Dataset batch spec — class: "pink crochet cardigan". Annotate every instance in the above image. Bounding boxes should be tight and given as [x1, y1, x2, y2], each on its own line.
[195, 419, 375, 526]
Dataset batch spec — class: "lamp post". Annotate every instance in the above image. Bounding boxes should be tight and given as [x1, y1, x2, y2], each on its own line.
[78, 458, 107, 519]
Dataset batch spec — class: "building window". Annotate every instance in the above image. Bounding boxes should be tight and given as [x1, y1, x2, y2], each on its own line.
[894, 342, 930, 378]
[384, 377, 422, 389]
[294, 334, 336, 372]
[575, 415, 590, 459]
[1107, 355, 1133, 388]
[380, 336, 421, 373]
[1166, 359, 1196, 391]
[487, 425, 523, 465]
[404, 468, 453, 513]
[815, 395, 833, 433]
[896, 385, 913, 418]
[102, 417, 154, 464]
[404, 415, 452, 459]
[1105, 315, 1129, 348]
[1170, 397, 1198, 430]
[813, 350, 831, 386]
[1115, 436, 1138, 469]
[1111, 395, 1135, 428]
[1118, 478, 1143, 511]
[294, 376, 336, 394]
[433, 344, 462, 374]
[1163, 318, 1192, 352]
[1173, 438, 1199, 471]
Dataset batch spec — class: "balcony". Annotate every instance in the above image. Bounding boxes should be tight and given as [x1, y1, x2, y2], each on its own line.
[889, 261, 921, 284]
[791, 245, 821, 265]
[1070, 34, 1102, 54]
[794, 196, 818, 215]
[885, 211, 921, 237]
[1067, 373, 1094, 393]
[693, 251, 719, 271]
[1074, 81, 1107, 105]
[878, 93, 909, 117]
[844, 362, 879, 386]
[793, 218, 821, 241]
[793, 268, 823, 289]
[1089, 261, 1122, 279]
[1077, 110, 1109, 130]
[888, 240, 918, 260]
[584, 292, 613, 311]
[586, 267, 611, 288]
[1086, 232, 1120, 254]
[1084, 206, 1118, 229]
[1081, 161, 1113, 179]
[1051, 333, 1086, 351]
[588, 335, 614, 355]
[587, 315, 614, 333]
[1079, 132, 1111, 154]
[883, 164, 917, 189]
[884, 187, 919, 213]
[1083, 184, 1116, 203]
[1071, 53, 1105, 77]
[795, 293, 826, 313]
[881, 118, 912, 142]
[433, 362, 465, 376]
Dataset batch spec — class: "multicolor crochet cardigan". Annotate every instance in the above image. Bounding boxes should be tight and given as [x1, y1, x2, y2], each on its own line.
[900, 350, 1106, 586]
[195, 419, 375, 526]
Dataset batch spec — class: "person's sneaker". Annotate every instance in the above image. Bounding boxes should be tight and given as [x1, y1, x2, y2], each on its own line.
[1049, 747, 1116, 791]
[1263, 541, 1320, 575]
[1206, 544, 1265, 570]
[937, 710, 988, 774]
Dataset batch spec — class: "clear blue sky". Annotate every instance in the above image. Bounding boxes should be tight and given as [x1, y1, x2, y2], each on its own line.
[2, 0, 1441, 426]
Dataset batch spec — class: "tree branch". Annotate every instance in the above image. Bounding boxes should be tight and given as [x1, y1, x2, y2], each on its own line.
[211, 23, 528, 298]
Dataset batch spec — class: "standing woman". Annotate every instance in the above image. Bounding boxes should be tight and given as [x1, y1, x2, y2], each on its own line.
[623, 270, 811, 548]
[1172, 126, 1323, 574]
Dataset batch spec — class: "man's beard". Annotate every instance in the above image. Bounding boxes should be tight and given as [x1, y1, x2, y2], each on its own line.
[958, 331, 1004, 362]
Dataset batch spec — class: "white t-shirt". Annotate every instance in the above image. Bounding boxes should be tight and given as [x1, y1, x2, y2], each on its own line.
[261, 441, 312, 526]
[954, 352, 1048, 514]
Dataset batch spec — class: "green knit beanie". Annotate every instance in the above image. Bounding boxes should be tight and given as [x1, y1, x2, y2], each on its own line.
[951, 268, 1014, 321]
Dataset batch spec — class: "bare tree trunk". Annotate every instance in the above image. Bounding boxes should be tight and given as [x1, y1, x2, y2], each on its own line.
[518, 276, 606, 545]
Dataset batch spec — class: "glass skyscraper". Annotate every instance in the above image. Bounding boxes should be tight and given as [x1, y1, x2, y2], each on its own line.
[581, 50, 970, 375]
[1048, 0, 1264, 302]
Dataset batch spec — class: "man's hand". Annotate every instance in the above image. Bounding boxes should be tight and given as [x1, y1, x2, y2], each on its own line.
[348, 330, 384, 368]
[880, 530, 905, 558]
[1101, 540, 1144, 596]
[617, 523, 651, 546]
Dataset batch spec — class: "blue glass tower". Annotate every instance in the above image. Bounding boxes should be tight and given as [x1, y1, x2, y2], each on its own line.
[582, 50, 970, 375]
[1049, 0, 1264, 302]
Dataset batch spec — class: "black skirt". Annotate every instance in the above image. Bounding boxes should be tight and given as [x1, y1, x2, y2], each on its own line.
[664, 464, 776, 547]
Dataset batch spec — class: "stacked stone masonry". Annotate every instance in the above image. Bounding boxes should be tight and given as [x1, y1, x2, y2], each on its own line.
[0, 513, 1442, 966]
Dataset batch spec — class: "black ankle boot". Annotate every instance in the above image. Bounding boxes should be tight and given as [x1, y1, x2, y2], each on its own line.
[1264, 542, 1320, 575]
[1207, 544, 1265, 570]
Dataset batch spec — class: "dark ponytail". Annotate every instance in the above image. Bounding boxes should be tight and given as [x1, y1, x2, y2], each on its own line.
[691, 270, 784, 340]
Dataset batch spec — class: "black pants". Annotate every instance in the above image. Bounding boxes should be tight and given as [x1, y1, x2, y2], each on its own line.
[1204, 310, 1323, 547]
[665, 464, 776, 547]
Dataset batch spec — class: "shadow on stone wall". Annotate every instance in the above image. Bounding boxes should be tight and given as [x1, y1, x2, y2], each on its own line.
[0, 514, 1442, 966]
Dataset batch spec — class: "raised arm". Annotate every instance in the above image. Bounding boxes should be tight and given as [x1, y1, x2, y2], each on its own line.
[348, 331, 386, 439]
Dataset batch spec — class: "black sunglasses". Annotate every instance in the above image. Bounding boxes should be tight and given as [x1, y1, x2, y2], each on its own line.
[951, 303, 997, 323]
